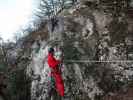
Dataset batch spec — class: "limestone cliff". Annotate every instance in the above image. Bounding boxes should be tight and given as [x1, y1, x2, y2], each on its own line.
[25, 0, 133, 100]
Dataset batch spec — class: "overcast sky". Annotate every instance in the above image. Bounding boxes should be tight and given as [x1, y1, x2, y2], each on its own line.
[0, 0, 40, 41]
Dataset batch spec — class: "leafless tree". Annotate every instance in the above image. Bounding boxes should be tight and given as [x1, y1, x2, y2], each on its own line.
[36, 0, 76, 19]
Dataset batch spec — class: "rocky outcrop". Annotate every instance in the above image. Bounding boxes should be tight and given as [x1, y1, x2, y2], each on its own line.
[26, 0, 133, 100]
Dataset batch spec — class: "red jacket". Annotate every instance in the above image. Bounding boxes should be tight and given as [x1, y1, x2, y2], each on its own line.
[47, 53, 60, 69]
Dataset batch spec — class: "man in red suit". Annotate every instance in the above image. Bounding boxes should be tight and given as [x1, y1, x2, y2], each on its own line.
[47, 47, 64, 97]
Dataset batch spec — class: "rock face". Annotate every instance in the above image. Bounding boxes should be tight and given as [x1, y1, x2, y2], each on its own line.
[26, 0, 133, 100]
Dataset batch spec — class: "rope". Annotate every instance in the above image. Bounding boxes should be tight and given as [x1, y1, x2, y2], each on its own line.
[63, 60, 133, 63]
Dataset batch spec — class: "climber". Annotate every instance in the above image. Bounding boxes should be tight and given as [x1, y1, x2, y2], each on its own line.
[47, 47, 64, 97]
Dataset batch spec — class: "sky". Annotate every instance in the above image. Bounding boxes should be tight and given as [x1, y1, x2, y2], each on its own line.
[0, 0, 40, 41]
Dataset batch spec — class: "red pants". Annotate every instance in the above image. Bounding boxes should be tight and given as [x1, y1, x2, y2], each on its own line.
[51, 71, 64, 96]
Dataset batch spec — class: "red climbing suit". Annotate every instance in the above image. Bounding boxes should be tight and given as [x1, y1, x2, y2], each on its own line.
[47, 53, 64, 96]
